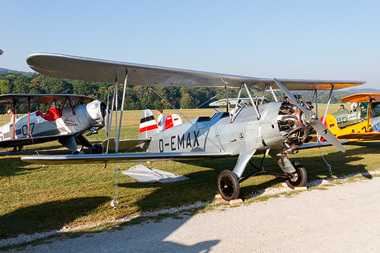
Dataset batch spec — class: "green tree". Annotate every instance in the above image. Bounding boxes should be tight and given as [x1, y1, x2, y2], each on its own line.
[180, 93, 194, 109]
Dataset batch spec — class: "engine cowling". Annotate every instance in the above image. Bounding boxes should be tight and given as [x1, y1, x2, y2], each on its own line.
[86, 100, 106, 128]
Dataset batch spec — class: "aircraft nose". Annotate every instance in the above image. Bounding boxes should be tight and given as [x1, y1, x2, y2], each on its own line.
[86, 100, 106, 127]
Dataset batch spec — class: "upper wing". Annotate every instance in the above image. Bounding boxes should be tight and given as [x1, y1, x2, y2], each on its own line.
[337, 132, 380, 140]
[0, 94, 95, 105]
[209, 98, 252, 106]
[27, 53, 365, 91]
[341, 93, 380, 103]
[21, 152, 234, 165]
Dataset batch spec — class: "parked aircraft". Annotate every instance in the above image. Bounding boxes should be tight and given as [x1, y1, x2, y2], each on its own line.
[21, 53, 365, 200]
[0, 94, 106, 153]
[322, 93, 380, 141]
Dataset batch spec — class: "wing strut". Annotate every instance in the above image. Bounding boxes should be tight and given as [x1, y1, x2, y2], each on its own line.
[322, 85, 334, 125]
[12, 101, 16, 139]
[112, 77, 119, 209]
[318, 84, 334, 141]
[112, 71, 129, 209]
[27, 97, 31, 138]
[244, 83, 261, 120]
[106, 87, 115, 154]
[225, 86, 230, 113]
[269, 84, 278, 102]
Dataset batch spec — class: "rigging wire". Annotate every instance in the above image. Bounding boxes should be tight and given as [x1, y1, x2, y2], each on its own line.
[132, 70, 226, 152]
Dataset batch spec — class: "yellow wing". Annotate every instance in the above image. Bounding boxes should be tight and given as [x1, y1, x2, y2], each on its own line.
[341, 93, 380, 103]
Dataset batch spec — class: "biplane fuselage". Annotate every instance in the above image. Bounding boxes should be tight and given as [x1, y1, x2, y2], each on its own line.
[0, 97, 106, 152]
[21, 53, 365, 200]
[147, 104, 282, 155]
[324, 94, 380, 141]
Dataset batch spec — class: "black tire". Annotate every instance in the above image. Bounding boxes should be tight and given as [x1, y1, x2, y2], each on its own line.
[73, 150, 85, 155]
[217, 170, 240, 201]
[285, 162, 307, 188]
[92, 143, 104, 154]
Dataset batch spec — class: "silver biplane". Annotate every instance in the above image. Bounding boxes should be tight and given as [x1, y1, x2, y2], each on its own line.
[0, 94, 106, 153]
[22, 53, 365, 200]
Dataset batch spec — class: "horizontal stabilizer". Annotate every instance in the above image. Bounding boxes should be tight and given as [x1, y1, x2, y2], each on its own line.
[298, 140, 349, 150]
[102, 138, 150, 151]
[121, 164, 188, 183]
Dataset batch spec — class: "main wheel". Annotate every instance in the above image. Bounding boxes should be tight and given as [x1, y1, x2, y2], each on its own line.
[285, 162, 307, 188]
[217, 170, 240, 201]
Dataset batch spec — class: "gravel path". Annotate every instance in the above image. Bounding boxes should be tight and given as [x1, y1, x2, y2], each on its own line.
[13, 175, 380, 252]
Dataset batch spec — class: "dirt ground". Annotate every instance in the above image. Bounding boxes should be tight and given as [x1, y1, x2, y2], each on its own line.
[15, 175, 380, 252]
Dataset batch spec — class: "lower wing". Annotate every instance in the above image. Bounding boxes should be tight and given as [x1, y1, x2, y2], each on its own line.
[337, 132, 380, 141]
[21, 152, 234, 165]
[0, 133, 75, 148]
[298, 140, 349, 150]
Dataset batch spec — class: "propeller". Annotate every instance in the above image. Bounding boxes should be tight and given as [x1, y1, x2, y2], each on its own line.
[274, 78, 345, 153]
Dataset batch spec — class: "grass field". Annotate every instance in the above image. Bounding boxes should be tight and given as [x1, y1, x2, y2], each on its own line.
[1, 104, 379, 240]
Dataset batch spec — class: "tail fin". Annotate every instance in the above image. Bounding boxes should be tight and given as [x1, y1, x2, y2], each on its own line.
[139, 109, 159, 138]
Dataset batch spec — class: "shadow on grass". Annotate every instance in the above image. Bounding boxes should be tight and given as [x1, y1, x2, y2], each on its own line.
[118, 157, 286, 210]
[0, 196, 110, 240]
[286, 141, 380, 187]
[0, 157, 42, 177]
[119, 141, 379, 209]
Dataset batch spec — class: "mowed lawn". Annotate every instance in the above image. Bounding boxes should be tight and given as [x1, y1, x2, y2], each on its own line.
[1, 104, 380, 239]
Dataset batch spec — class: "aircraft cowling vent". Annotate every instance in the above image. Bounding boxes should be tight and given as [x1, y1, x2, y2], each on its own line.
[86, 100, 106, 127]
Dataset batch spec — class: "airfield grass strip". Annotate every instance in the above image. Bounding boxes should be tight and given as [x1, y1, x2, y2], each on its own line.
[2, 106, 380, 240]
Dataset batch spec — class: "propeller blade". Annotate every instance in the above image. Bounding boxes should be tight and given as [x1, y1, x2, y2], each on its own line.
[273, 78, 345, 153]
[310, 120, 345, 152]
[273, 78, 313, 119]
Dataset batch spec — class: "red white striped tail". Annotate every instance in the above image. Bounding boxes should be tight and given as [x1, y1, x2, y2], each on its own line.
[139, 109, 159, 138]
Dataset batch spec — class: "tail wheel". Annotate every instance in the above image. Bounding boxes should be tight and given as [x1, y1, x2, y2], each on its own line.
[285, 162, 307, 188]
[217, 170, 240, 201]
[73, 150, 85, 155]
[91, 143, 104, 154]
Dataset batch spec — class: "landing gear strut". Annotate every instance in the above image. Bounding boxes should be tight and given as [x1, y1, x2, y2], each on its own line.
[217, 170, 240, 201]
[217, 156, 307, 201]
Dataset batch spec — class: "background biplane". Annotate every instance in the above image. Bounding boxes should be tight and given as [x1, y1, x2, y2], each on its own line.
[0, 94, 106, 153]
[322, 93, 380, 141]
[21, 53, 365, 200]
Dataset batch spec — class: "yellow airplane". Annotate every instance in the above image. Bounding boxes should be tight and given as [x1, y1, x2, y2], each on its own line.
[323, 93, 380, 141]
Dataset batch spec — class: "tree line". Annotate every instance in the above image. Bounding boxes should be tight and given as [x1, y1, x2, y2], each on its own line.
[0, 73, 358, 114]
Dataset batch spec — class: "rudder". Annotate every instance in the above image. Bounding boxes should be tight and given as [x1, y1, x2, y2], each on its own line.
[139, 109, 159, 138]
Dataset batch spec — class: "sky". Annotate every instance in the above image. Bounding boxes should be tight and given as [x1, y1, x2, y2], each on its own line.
[1, 0, 379, 89]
